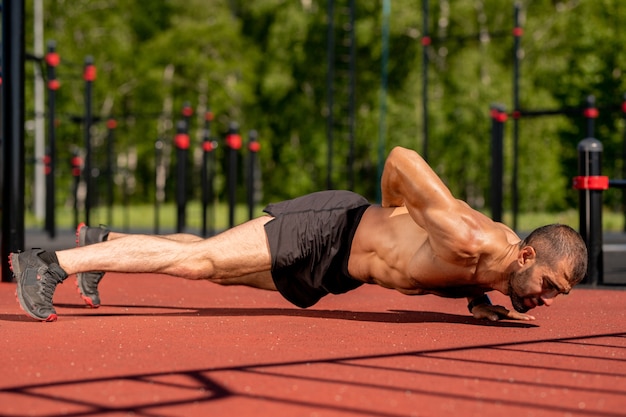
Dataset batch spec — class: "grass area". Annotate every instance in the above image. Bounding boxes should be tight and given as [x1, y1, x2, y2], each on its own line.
[504, 209, 625, 233]
[25, 201, 267, 233]
[25, 202, 626, 234]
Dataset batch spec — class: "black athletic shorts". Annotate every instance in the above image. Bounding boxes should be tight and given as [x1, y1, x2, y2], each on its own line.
[263, 190, 370, 308]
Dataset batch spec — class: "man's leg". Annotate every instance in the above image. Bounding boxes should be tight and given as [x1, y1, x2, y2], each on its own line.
[59, 216, 275, 281]
[106, 231, 205, 243]
[76, 225, 211, 307]
[75, 224, 110, 307]
[11, 216, 276, 321]
[77, 223, 213, 305]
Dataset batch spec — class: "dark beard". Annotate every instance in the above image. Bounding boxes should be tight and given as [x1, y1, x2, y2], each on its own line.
[509, 281, 530, 313]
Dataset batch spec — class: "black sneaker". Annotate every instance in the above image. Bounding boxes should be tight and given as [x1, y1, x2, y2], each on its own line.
[75, 223, 109, 308]
[10, 249, 68, 322]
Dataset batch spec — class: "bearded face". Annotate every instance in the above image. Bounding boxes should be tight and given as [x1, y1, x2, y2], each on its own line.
[509, 279, 530, 313]
[508, 266, 538, 313]
[507, 251, 572, 313]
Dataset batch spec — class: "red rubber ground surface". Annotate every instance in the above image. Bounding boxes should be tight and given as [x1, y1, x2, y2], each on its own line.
[1, 273, 625, 417]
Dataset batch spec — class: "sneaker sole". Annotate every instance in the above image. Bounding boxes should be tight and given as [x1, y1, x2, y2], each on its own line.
[75, 223, 100, 308]
[75, 285, 98, 308]
[9, 253, 58, 322]
[75, 222, 88, 247]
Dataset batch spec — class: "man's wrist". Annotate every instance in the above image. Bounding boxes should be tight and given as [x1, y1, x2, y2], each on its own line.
[467, 294, 492, 313]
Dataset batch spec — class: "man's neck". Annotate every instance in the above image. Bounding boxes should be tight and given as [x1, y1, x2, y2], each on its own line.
[475, 244, 519, 295]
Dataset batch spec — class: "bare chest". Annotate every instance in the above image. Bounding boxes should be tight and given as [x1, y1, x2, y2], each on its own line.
[349, 209, 484, 295]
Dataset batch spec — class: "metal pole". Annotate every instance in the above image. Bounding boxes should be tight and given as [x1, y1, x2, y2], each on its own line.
[174, 120, 189, 233]
[71, 151, 82, 228]
[154, 139, 164, 234]
[201, 111, 217, 237]
[490, 104, 507, 223]
[422, 0, 430, 161]
[377, 0, 390, 204]
[576, 138, 604, 286]
[512, 3, 522, 231]
[347, 0, 356, 191]
[83, 56, 96, 226]
[247, 130, 260, 220]
[45, 41, 60, 238]
[106, 118, 117, 226]
[1, 0, 26, 282]
[326, 0, 335, 189]
[226, 123, 242, 228]
[33, 0, 45, 221]
[622, 93, 626, 233]
[584, 95, 598, 139]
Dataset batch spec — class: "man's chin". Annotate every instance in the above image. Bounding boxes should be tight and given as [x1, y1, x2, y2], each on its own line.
[513, 304, 530, 313]
[510, 294, 531, 313]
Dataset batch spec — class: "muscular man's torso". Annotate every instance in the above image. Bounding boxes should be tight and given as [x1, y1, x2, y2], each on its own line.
[347, 205, 520, 298]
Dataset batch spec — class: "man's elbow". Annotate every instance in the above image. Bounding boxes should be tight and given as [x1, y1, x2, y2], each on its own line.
[388, 146, 412, 160]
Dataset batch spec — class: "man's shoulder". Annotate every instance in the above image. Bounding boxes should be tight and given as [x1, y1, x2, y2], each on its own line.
[491, 221, 522, 245]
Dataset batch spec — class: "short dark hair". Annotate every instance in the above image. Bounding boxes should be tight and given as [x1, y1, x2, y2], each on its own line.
[521, 224, 588, 285]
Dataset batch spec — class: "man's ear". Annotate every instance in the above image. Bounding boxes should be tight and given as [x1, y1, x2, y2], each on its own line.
[518, 246, 536, 266]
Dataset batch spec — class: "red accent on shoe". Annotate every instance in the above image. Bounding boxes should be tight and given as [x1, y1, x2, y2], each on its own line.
[76, 222, 87, 246]
[14, 289, 57, 321]
[11, 252, 62, 322]
[75, 279, 99, 308]
[42, 314, 58, 322]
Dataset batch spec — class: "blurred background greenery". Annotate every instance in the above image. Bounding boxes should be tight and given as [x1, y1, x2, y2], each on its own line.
[19, 0, 626, 231]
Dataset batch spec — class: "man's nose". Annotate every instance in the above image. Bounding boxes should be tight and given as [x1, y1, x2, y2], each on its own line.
[540, 295, 554, 306]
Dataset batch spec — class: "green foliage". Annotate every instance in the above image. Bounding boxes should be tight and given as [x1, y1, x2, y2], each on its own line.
[20, 0, 626, 226]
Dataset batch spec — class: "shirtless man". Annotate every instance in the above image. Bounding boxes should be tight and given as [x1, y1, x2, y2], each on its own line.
[10, 146, 588, 322]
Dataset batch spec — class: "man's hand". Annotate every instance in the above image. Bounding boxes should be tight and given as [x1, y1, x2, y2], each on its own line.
[471, 303, 535, 321]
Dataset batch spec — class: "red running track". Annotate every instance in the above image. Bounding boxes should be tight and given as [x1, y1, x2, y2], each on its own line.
[1, 272, 625, 417]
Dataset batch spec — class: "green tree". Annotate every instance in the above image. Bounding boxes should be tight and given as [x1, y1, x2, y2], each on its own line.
[19, 0, 626, 228]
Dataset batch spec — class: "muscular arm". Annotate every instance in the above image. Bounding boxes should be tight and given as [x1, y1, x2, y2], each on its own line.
[380, 148, 533, 321]
[381, 147, 482, 260]
[381, 147, 452, 212]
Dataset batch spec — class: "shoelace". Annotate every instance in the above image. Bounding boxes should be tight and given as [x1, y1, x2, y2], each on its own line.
[36, 264, 66, 303]
[37, 271, 63, 303]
